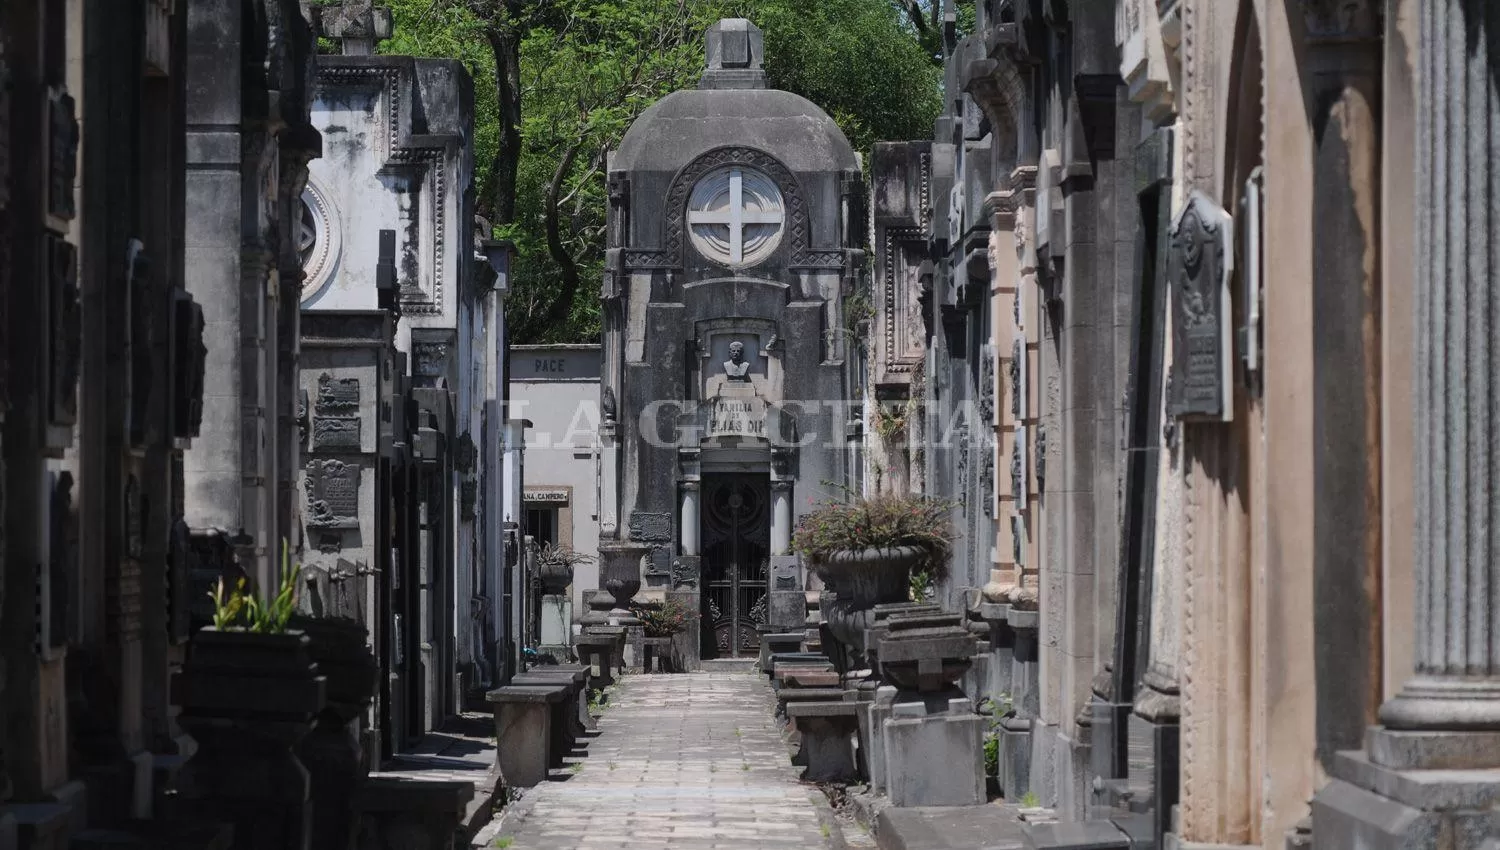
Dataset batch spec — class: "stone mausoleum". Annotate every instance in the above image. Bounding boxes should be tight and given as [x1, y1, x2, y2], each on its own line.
[599, 19, 864, 666]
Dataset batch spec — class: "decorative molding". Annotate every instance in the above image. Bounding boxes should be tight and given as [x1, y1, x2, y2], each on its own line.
[314, 65, 447, 314]
[881, 227, 926, 378]
[299, 180, 342, 303]
[624, 146, 827, 270]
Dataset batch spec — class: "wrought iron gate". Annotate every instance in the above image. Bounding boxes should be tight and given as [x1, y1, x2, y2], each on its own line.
[701, 475, 770, 658]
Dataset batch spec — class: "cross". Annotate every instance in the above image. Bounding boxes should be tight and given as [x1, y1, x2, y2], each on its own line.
[686, 168, 782, 266]
[318, 1, 393, 56]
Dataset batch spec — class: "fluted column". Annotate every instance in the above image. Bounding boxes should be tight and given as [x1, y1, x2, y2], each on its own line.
[1378, 0, 1500, 732]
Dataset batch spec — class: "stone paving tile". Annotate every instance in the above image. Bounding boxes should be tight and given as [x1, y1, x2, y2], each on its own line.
[488, 672, 835, 850]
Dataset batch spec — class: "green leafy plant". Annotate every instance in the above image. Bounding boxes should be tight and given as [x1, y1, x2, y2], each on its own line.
[209, 576, 248, 630]
[630, 598, 697, 638]
[976, 695, 1012, 778]
[909, 567, 934, 602]
[205, 540, 303, 634]
[1020, 791, 1040, 807]
[537, 542, 595, 568]
[792, 494, 957, 577]
[872, 397, 917, 441]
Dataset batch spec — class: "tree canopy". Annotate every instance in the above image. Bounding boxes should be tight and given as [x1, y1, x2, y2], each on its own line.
[382, 0, 947, 344]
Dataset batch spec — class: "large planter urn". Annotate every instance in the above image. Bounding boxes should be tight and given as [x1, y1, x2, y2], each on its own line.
[290, 616, 378, 850]
[174, 628, 327, 850]
[812, 546, 925, 659]
[537, 558, 575, 597]
[597, 541, 651, 626]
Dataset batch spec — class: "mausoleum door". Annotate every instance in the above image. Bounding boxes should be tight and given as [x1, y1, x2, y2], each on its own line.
[701, 474, 771, 659]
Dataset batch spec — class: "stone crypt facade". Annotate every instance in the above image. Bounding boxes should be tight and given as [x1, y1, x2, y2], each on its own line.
[599, 19, 864, 668]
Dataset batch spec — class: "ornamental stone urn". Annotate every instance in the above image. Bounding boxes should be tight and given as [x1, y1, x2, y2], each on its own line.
[597, 540, 651, 626]
[812, 546, 925, 656]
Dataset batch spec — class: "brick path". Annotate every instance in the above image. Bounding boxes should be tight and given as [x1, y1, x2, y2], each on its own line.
[485, 672, 837, 849]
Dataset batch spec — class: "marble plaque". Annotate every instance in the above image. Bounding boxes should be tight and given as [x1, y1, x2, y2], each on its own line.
[315, 373, 360, 414]
[313, 416, 361, 451]
[305, 459, 361, 530]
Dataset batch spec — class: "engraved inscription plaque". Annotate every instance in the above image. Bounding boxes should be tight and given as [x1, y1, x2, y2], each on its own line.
[305, 459, 361, 530]
[1167, 191, 1234, 421]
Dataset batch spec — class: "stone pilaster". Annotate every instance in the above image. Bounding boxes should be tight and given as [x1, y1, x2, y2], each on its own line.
[1312, 0, 1500, 845]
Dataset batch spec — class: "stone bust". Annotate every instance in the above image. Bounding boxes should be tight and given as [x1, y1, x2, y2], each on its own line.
[723, 341, 751, 380]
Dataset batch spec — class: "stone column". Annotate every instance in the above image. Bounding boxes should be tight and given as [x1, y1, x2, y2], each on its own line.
[679, 481, 700, 557]
[1377, 0, 1500, 733]
[771, 480, 792, 556]
[1313, 1, 1500, 844]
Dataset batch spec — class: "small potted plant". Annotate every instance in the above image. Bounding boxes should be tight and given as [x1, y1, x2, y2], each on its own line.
[631, 598, 696, 639]
[792, 494, 955, 651]
[630, 599, 697, 672]
[536, 542, 594, 597]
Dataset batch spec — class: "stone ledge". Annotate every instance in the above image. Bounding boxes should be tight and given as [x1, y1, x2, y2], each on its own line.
[1330, 748, 1500, 811]
[1365, 726, 1500, 770]
[1022, 820, 1131, 850]
[874, 805, 1026, 850]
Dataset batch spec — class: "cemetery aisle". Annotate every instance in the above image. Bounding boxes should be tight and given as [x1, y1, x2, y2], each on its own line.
[488, 672, 838, 849]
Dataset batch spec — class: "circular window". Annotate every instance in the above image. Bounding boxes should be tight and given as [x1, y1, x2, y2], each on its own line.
[298, 181, 342, 303]
[686, 166, 784, 268]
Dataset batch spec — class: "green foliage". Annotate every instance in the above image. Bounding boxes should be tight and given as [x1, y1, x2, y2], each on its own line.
[977, 694, 1013, 778]
[908, 566, 933, 602]
[386, 0, 943, 344]
[630, 598, 697, 638]
[205, 541, 303, 634]
[1020, 790, 1040, 808]
[792, 494, 957, 576]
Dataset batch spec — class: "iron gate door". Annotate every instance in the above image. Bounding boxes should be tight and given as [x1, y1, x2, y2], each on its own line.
[701, 475, 770, 658]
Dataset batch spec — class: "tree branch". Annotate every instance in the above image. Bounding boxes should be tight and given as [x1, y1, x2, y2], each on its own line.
[539, 138, 587, 331]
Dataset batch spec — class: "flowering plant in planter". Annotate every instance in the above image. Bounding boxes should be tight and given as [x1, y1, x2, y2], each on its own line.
[792, 494, 956, 578]
[629, 599, 697, 638]
[207, 540, 302, 633]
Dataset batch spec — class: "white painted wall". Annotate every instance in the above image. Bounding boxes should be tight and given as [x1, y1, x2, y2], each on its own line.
[510, 346, 602, 620]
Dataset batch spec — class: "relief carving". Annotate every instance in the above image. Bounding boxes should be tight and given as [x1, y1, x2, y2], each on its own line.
[1167, 192, 1232, 421]
[47, 236, 81, 429]
[47, 88, 78, 224]
[305, 459, 361, 530]
[316, 373, 361, 414]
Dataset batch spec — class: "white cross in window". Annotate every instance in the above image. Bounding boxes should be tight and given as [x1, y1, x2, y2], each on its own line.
[686, 168, 783, 265]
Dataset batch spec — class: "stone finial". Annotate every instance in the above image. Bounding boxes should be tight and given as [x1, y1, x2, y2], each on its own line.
[700, 19, 767, 90]
[316, 0, 393, 56]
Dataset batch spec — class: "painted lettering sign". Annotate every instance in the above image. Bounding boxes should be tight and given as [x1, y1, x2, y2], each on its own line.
[709, 397, 766, 437]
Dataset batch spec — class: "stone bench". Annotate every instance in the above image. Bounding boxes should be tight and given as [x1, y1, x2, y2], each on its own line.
[781, 668, 841, 689]
[574, 634, 621, 692]
[766, 651, 828, 675]
[510, 670, 589, 752]
[771, 661, 835, 690]
[640, 637, 674, 672]
[758, 632, 806, 673]
[485, 684, 570, 788]
[786, 701, 861, 782]
[513, 666, 592, 733]
[776, 686, 850, 725]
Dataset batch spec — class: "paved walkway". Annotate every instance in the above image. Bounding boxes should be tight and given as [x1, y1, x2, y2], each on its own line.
[485, 672, 836, 850]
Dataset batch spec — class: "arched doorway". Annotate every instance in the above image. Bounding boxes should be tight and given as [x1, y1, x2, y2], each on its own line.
[700, 474, 770, 659]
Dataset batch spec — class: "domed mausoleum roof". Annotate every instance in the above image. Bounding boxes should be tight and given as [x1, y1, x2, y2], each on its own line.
[613, 19, 858, 176]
